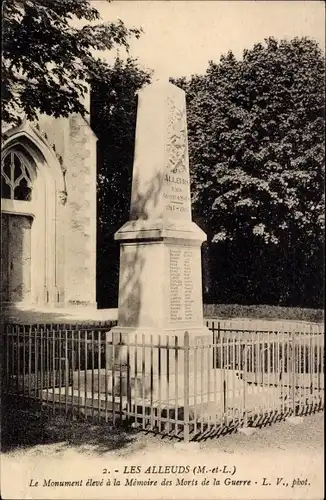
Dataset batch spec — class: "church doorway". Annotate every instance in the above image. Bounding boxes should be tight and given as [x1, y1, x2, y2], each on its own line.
[1, 123, 69, 310]
[1, 213, 33, 302]
[1, 148, 38, 305]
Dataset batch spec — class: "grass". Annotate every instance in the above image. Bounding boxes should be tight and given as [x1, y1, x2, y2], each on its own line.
[203, 304, 324, 323]
[4, 304, 323, 327]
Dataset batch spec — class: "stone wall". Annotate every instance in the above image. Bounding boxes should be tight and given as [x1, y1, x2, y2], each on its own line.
[64, 114, 97, 307]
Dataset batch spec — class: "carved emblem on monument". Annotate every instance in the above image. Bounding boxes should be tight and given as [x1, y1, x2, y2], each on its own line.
[166, 97, 187, 174]
[59, 190, 67, 205]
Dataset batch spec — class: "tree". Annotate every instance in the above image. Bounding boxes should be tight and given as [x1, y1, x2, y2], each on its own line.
[172, 37, 324, 307]
[91, 57, 152, 307]
[2, 0, 142, 126]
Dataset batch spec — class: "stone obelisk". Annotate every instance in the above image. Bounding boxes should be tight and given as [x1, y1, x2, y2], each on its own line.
[112, 80, 209, 341]
[109, 80, 210, 394]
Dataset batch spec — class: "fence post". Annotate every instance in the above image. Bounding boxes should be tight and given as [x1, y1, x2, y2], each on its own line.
[243, 342, 248, 428]
[65, 329, 69, 416]
[291, 331, 296, 416]
[217, 321, 221, 370]
[212, 321, 215, 368]
[183, 331, 190, 443]
[3, 325, 9, 387]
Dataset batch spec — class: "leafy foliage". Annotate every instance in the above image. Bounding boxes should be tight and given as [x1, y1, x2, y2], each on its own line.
[2, 0, 142, 125]
[172, 37, 324, 307]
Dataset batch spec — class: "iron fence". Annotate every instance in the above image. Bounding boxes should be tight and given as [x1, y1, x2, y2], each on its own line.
[2, 321, 324, 441]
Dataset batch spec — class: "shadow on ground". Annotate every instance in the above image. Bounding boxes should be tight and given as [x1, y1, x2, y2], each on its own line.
[2, 304, 117, 325]
[1, 396, 140, 455]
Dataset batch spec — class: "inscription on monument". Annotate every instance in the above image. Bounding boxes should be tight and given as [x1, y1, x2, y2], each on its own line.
[169, 248, 183, 320]
[169, 247, 196, 321]
[163, 175, 191, 216]
[163, 95, 191, 219]
[184, 249, 194, 321]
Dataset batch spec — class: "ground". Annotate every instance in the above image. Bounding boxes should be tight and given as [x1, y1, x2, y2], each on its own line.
[1, 408, 323, 500]
[2, 311, 323, 500]
[4, 304, 323, 329]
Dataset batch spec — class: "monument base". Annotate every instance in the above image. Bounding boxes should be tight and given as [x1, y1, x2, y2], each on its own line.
[106, 325, 212, 405]
[108, 324, 210, 340]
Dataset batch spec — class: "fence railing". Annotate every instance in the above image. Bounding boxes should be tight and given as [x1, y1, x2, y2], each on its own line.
[2, 322, 324, 441]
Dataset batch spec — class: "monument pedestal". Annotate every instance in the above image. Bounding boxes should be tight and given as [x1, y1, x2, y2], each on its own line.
[107, 222, 211, 403]
[113, 220, 208, 329]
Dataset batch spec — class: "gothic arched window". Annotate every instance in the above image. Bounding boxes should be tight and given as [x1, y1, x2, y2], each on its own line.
[1, 150, 33, 201]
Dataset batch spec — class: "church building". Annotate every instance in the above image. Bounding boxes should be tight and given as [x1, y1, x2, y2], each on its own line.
[1, 95, 97, 312]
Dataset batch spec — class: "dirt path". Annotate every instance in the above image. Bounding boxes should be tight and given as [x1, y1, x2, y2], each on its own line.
[1, 412, 323, 500]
